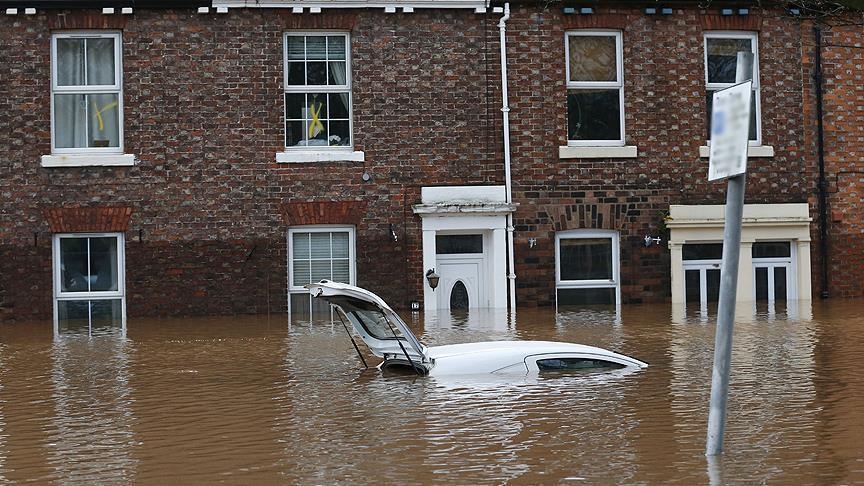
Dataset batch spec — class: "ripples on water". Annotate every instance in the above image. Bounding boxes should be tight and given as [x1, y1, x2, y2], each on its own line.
[0, 302, 863, 484]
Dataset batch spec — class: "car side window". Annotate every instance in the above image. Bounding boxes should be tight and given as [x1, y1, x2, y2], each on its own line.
[536, 357, 626, 372]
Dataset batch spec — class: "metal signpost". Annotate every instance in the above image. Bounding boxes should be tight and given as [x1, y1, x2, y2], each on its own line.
[705, 52, 753, 456]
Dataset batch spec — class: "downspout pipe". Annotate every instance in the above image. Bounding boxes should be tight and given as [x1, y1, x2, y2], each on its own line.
[814, 26, 830, 298]
[499, 3, 516, 310]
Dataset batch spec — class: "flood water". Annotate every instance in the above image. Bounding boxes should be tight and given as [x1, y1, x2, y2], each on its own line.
[1, 300, 863, 484]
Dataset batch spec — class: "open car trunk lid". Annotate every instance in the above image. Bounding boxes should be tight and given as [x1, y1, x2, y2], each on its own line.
[305, 280, 429, 366]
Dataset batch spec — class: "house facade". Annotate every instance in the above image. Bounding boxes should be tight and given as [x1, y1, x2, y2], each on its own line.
[0, 1, 858, 331]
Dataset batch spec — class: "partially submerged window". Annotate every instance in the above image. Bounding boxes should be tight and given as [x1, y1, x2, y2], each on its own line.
[536, 357, 626, 372]
[288, 226, 356, 316]
[53, 233, 126, 335]
[556, 230, 620, 307]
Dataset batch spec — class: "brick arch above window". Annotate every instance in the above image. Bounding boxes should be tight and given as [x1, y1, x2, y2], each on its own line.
[280, 201, 367, 226]
[44, 206, 133, 233]
[544, 203, 633, 232]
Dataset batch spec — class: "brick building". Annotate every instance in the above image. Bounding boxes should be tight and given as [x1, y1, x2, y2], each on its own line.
[0, 1, 859, 331]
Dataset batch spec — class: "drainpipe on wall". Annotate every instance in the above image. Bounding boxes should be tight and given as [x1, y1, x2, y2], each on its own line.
[814, 26, 830, 298]
[499, 3, 516, 310]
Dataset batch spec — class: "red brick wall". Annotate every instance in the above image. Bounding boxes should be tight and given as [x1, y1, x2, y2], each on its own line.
[811, 24, 864, 298]
[0, 7, 503, 319]
[503, 5, 809, 306]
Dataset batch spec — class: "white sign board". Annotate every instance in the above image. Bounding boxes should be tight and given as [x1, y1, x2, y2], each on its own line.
[708, 80, 752, 181]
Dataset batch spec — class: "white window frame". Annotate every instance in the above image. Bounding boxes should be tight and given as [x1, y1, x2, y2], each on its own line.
[287, 225, 356, 313]
[555, 229, 621, 306]
[565, 30, 625, 147]
[49, 32, 125, 155]
[752, 241, 797, 301]
[52, 232, 127, 335]
[704, 31, 762, 146]
[278, 32, 364, 164]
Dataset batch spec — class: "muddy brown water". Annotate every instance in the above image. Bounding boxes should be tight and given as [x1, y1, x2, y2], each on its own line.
[1, 300, 863, 484]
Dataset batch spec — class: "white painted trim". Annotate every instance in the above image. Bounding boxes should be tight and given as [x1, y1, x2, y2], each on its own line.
[41, 154, 136, 167]
[276, 150, 365, 163]
[699, 145, 774, 158]
[559, 145, 638, 159]
[667, 203, 811, 305]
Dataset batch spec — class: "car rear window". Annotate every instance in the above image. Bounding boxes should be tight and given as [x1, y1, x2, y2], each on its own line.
[536, 357, 626, 372]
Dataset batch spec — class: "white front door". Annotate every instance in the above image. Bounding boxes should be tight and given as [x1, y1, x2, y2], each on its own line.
[436, 256, 483, 309]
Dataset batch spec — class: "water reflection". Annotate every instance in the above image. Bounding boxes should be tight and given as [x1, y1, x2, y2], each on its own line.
[0, 301, 862, 483]
[48, 333, 137, 483]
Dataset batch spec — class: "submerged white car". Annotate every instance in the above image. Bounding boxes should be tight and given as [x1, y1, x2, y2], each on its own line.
[306, 280, 648, 376]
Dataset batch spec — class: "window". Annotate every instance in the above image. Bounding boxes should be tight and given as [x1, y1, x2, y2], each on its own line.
[51, 32, 123, 153]
[284, 33, 352, 149]
[752, 241, 795, 304]
[556, 230, 620, 306]
[565, 31, 624, 146]
[704, 32, 760, 145]
[288, 226, 356, 315]
[53, 233, 126, 335]
[682, 243, 722, 305]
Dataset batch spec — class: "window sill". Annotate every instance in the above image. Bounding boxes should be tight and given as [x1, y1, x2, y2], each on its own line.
[698, 145, 775, 158]
[41, 154, 136, 167]
[559, 146, 638, 159]
[276, 150, 365, 163]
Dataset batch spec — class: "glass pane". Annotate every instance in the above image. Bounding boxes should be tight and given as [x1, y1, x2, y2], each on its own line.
[706, 269, 721, 302]
[706, 37, 753, 84]
[286, 36, 305, 60]
[707, 91, 757, 141]
[88, 93, 120, 148]
[559, 238, 612, 280]
[86, 38, 116, 85]
[309, 233, 331, 259]
[683, 243, 723, 260]
[286, 120, 304, 146]
[755, 267, 768, 301]
[285, 93, 305, 119]
[753, 242, 791, 258]
[774, 267, 787, 300]
[286, 62, 306, 86]
[449, 281, 469, 309]
[307, 61, 327, 85]
[90, 299, 123, 334]
[306, 36, 327, 60]
[57, 300, 91, 333]
[331, 232, 349, 258]
[60, 237, 90, 292]
[327, 36, 346, 60]
[56, 38, 86, 86]
[292, 233, 310, 259]
[557, 288, 615, 306]
[567, 89, 621, 141]
[568, 35, 618, 82]
[306, 95, 328, 143]
[328, 93, 349, 119]
[437, 235, 483, 254]
[328, 61, 348, 86]
[54, 94, 88, 149]
[328, 120, 350, 146]
[293, 260, 311, 285]
[685, 269, 701, 303]
[332, 260, 350, 283]
[537, 358, 625, 372]
[310, 261, 332, 282]
[89, 237, 118, 291]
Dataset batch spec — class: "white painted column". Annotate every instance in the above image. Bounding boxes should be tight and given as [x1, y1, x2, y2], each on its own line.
[669, 242, 685, 304]
[422, 228, 437, 310]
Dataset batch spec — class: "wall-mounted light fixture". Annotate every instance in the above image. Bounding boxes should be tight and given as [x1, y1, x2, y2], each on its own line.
[644, 235, 663, 247]
[425, 268, 440, 290]
[389, 224, 398, 243]
[528, 237, 537, 249]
